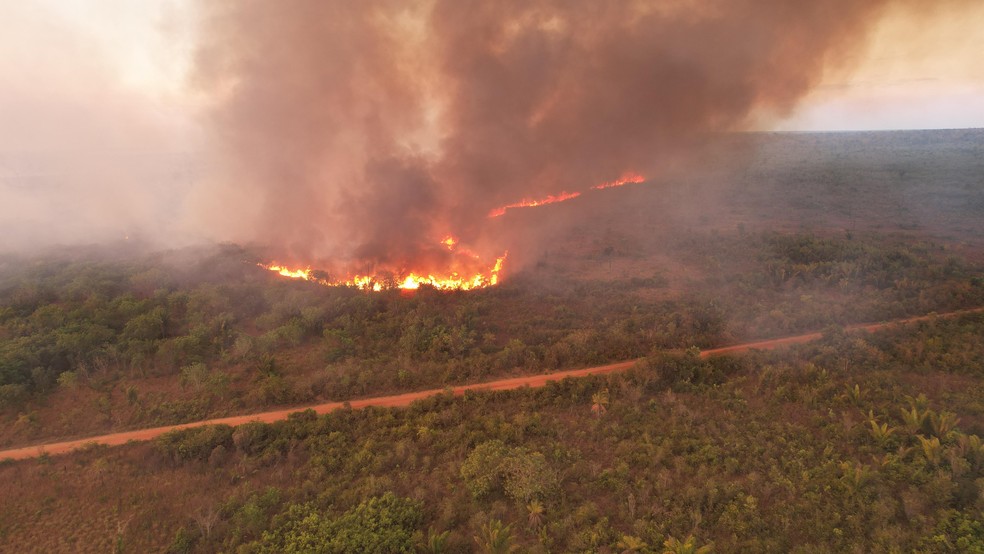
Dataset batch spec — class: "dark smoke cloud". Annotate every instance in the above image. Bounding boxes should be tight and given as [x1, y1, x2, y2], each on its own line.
[192, 0, 901, 268]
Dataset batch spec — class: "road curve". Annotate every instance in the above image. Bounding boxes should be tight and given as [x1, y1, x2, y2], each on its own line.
[2, 308, 980, 461]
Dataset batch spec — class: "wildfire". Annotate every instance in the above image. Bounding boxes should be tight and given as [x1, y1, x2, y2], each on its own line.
[262, 169, 644, 289]
[266, 265, 314, 280]
[487, 171, 647, 218]
[487, 191, 582, 218]
[592, 171, 645, 190]
[260, 236, 507, 291]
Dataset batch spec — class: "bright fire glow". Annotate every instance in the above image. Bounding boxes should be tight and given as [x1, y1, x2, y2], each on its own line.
[264, 169, 642, 289]
[266, 265, 314, 280]
[260, 251, 507, 292]
[592, 171, 645, 190]
[488, 171, 646, 218]
[339, 253, 506, 290]
[488, 191, 581, 218]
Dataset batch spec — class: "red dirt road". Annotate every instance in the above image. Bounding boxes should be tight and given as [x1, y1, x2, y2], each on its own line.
[2, 308, 980, 461]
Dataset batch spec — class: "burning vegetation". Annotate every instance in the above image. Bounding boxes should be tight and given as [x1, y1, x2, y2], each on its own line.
[262, 237, 506, 291]
[262, 168, 643, 288]
[487, 171, 648, 218]
[487, 191, 582, 218]
[592, 171, 646, 191]
[260, 255, 506, 292]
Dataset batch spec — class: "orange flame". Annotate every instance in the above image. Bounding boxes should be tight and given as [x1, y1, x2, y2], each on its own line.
[592, 171, 645, 190]
[341, 252, 506, 291]
[265, 169, 642, 288]
[487, 172, 646, 218]
[265, 265, 314, 280]
[260, 246, 507, 292]
[488, 191, 581, 218]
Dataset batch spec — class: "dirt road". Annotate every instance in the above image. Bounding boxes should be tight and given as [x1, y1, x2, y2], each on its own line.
[2, 308, 979, 461]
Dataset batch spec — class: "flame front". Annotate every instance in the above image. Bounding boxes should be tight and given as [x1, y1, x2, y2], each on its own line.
[487, 191, 582, 218]
[488, 171, 647, 218]
[263, 170, 641, 289]
[261, 249, 507, 292]
[266, 265, 314, 280]
[592, 171, 645, 190]
[342, 252, 506, 291]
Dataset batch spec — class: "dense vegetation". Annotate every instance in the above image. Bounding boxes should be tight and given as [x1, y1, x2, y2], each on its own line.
[2, 227, 981, 447]
[2, 313, 983, 552]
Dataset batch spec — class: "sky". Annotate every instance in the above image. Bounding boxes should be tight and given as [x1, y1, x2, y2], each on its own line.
[5, 0, 981, 136]
[774, 2, 984, 131]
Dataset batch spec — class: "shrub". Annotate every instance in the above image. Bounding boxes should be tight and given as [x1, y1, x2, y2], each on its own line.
[252, 493, 422, 553]
[155, 425, 234, 463]
[461, 440, 558, 502]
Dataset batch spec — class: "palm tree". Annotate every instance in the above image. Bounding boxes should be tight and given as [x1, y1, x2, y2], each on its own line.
[617, 534, 648, 553]
[901, 394, 931, 434]
[929, 411, 960, 438]
[663, 534, 713, 554]
[918, 435, 942, 466]
[845, 383, 863, 406]
[527, 500, 545, 530]
[867, 417, 896, 447]
[591, 388, 610, 416]
[418, 526, 450, 554]
[841, 461, 872, 491]
[475, 519, 515, 554]
[899, 404, 928, 435]
[956, 433, 984, 472]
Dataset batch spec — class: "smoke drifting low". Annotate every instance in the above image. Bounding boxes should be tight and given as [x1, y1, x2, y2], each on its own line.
[0, 2, 199, 253]
[193, 0, 907, 268]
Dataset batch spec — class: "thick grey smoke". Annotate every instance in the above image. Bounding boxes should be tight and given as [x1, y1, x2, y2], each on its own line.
[193, 0, 903, 269]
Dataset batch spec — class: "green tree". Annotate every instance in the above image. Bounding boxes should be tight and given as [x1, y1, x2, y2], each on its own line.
[122, 307, 167, 341]
[56, 370, 78, 390]
[502, 451, 557, 503]
[460, 440, 512, 499]
[461, 441, 558, 502]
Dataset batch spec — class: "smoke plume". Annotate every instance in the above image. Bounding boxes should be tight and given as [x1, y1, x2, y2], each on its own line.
[192, 0, 903, 268]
